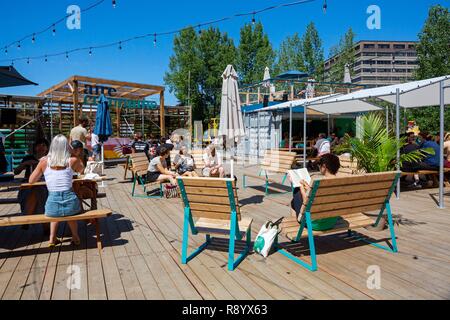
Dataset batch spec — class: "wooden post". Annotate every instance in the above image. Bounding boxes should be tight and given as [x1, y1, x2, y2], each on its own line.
[73, 80, 79, 127]
[160, 90, 165, 136]
[116, 101, 121, 137]
[58, 102, 62, 134]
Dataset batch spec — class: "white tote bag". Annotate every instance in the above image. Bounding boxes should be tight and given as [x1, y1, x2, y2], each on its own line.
[253, 221, 280, 258]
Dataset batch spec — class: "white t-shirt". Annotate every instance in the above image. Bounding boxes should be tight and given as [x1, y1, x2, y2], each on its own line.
[203, 152, 222, 167]
[91, 133, 100, 148]
[315, 139, 331, 156]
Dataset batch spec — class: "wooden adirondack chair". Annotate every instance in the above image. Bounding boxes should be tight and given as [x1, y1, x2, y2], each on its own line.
[277, 172, 400, 271]
[177, 177, 252, 271]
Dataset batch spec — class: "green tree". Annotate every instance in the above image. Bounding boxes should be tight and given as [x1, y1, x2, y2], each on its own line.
[237, 22, 275, 85]
[302, 22, 324, 79]
[164, 27, 237, 123]
[408, 5, 450, 133]
[198, 28, 236, 119]
[415, 5, 450, 79]
[327, 28, 356, 82]
[164, 27, 204, 121]
[274, 33, 304, 75]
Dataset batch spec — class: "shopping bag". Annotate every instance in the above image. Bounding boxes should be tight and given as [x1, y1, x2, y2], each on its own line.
[253, 221, 280, 258]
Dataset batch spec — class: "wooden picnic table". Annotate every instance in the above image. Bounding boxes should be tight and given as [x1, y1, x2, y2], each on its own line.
[279, 147, 313, 153]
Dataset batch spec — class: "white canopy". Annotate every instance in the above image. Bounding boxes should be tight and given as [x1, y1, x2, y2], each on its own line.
[257, 94, 338, 112]
[313, 75, 450, 109]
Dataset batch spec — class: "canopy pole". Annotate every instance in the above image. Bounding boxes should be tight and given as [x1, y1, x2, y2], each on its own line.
[257, 112, 260, 165]
[439, 81, 445, 209]
[289, 104, 293, 152]
[396, 89, 400, 199]
[303, 105, 307, 168]
[385, 105, 389, 133]
[327, 114, 330, 137]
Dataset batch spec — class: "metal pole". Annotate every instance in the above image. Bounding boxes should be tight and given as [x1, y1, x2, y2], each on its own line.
[396, 88, 400, 199]
[439, 81, 445, 209]
[327, 114, 330, 137]
[257, 112, 260, 165]
[385, 105, 389, 134]
[289, 104, 293, 152]
[303, 105, 307, 168]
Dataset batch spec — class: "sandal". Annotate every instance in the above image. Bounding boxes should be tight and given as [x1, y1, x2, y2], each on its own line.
[48, 238, 62, 248]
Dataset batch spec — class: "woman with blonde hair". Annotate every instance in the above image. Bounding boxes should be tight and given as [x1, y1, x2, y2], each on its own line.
[29, 134, 85, 247]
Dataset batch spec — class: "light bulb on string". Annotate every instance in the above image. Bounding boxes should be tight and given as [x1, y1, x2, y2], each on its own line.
[89, 47, 92, 56]
[17, 42, 21, 49]
[252, 13, 256, 25]
[32, 34, 36, 44]
[4, 47, 7, 55]
[153, 34, 157, 47]
[198, 25, 202, 35]
[119, 42, 122, 50]
[65, 52, 69, 60]
[323, 0, 327, 14]
[52, 24, 56, 36]
[112, 0, 116, 8]
[45, 55, 48, 62]
[27, 57, 30, 64]
[11, 60, 14, 66]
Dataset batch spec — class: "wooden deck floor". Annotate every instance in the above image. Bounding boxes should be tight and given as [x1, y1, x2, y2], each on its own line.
[1, 165, 449, 300]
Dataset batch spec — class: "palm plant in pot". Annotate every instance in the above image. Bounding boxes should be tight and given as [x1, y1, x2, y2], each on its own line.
[335, 113, 433, 230]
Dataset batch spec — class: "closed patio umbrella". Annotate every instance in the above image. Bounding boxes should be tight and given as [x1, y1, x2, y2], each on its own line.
[93, 94, 113, 183]
[218, 65, 246, 177]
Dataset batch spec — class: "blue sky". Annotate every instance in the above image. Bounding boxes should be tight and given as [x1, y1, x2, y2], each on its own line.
[0, 0, 445, 104]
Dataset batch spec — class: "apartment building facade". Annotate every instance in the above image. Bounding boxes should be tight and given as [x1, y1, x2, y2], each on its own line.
[324, 40, 419, 87]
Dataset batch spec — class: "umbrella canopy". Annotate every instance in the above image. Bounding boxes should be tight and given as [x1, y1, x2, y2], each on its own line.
[0, 66, 38, 88]
[94, 94, 113, 143]
[263, 67, 271, 81]
[276, 70, 309, 80]
[218, 65, 246, 144]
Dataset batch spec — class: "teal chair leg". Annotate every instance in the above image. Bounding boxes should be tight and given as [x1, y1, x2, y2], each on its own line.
[181, 208, 209, 264]
[131, 177, 137, 197]
[277, 211, 318, 272]
[227, 213, 250, 271]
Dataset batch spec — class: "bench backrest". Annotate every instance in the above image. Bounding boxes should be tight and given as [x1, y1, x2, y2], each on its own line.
[261, 149, 297, 174]
[191, 149, 205, 169]
[178, 177, 240, 221]
[130, 153, 149, 176]
[306, 172, 399, 221]
[338, 154, 363, 175]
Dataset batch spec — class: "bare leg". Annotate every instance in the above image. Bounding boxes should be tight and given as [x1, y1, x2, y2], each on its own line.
[158, 174, 177, 185]
[218, 166, 225, 178]
[67, 221, 80, 242]
[49, 222, 59, 244]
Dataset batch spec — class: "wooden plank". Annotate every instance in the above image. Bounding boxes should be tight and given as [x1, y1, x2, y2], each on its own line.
[313, 189, 389, 205]
[184, 186, 237, 197]
[189, 203, 238, 214]
[310, 196, 386, 215]
[315, 181, 393, 196]
[187, 194, 231, 205]
[191, 210, 240, 221]
[180, 178, 236, 188]
[311, 204, 383, 220]
[316, 172, 397, 187]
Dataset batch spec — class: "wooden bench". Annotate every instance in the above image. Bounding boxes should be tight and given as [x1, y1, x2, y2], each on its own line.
[276, 172, 400, 272]
[177, 177, 252, 271]
[402, 168, 450, 187]
[129, 153, 164, 198]
[191, 149, 205, 172]
[338, 154, 363, 176]
[0, 209, 112, 250]
[242, 149, 297, 196]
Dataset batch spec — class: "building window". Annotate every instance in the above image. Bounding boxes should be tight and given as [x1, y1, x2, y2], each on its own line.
[378, 44, 390, 49]
[364, 44, 376, 49]
[394, 44, 406, 49]
[408, 44, 415, 49]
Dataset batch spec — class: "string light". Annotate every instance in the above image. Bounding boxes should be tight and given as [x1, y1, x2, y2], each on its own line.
[32, 34, 36, 44]
[2, 0, 316, 64]
[45, 55, 48, 62]
[112, 0, 116, 8]
[323, 0, 327, 14]
[11, 60, 14, 66]
[27, 57, 30, 64]
[89, 47, 93, 56]
[252, 13, 256, 25]
[4, 47, 7, 55]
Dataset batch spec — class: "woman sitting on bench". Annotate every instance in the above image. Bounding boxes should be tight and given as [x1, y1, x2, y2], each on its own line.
[290, 154, 341, 230]
[29, 135, 85, 247]
[147, 146, 178, 185]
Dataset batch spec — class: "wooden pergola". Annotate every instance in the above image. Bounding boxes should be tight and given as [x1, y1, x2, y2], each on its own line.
[37, 75, 166, 135]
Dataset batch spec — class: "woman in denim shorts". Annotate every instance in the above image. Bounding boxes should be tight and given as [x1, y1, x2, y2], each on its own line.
[29, 135, 85, 247]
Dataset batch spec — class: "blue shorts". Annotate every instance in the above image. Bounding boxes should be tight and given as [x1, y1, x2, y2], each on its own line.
[45, 190, 82, 218]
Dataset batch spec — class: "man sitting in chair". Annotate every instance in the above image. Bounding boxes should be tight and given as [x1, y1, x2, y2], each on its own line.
[202, 145, 224, 178]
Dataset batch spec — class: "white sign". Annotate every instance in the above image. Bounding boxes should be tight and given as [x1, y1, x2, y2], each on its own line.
[67, 5, 81, 30]
[367, 5, 381, 30]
